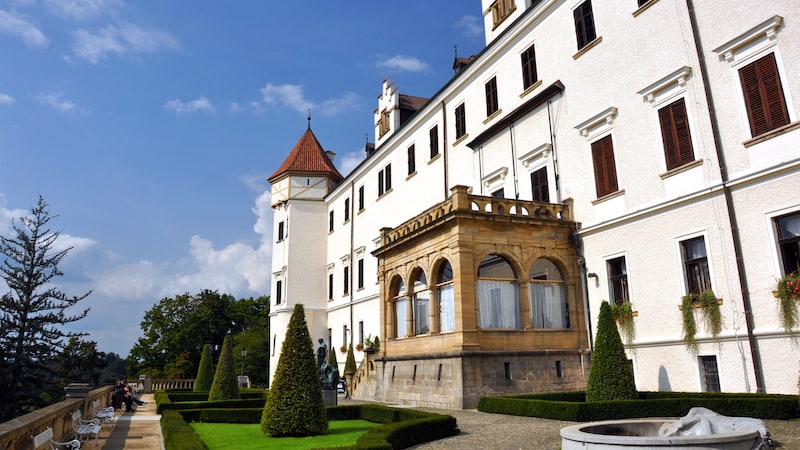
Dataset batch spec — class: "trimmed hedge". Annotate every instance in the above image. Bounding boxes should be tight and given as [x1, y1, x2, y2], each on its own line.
[157, 397, 267, 414]
[477, 391, 800, 421]
[161, 410, 207, 450]
[179, 408, 264, 424]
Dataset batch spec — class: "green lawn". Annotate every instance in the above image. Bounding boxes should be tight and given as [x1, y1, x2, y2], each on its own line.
[189, 420, 379, 449]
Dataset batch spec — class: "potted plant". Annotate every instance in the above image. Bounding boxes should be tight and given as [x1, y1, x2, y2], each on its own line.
[776, 271, 800, 331]
[681, 294, 698, 350]
[355, 343, 364, 352]
[680, 289, 722, 351]
[339, 345, 347, 353]
[363, 334, 380, 354]
[609, 301, 635, 344]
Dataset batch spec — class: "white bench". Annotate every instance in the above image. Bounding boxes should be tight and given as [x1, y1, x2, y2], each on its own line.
[32, 427, 81, 449]
[90, 399, 116, 426]
[71, 410, 101, 446]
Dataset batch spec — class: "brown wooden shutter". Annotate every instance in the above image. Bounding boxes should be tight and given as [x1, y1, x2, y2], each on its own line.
[740, 53, 789, 137]
[591, 135, 618, 198]
[659, 98, 694, 170]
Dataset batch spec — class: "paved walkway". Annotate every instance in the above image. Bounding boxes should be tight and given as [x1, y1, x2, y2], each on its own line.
[93, 393, 800, 450]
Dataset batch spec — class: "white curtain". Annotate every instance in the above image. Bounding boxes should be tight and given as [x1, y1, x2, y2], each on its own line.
[395, 297, 408, 338]
[414, 290, 430, 334]
[477, 280, 519, 328]
[439, 284, 455, 332]
[778, 214, 800, 236]
[529, 282, 568, 328]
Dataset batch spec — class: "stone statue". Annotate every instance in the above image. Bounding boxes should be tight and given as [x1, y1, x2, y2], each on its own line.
[319, 363, 339, 391]
[317, 338, 327, 369]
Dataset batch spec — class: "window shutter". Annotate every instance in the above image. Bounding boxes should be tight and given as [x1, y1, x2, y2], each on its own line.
[740, 53, 789, 137]
[573, 1, 595, 50]
[591, 135, 617, 198]
[659, 98, 694, 170]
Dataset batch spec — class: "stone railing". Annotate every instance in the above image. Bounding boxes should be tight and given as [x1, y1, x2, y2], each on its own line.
[0, 385, 114, 450]
[150, 379, 195, 392]
[379, 185, 573, 247]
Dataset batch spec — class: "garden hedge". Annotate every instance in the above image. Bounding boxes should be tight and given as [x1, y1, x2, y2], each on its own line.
[477, 391, 800, 421]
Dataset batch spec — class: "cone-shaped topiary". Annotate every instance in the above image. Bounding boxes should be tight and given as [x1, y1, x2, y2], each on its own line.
[327, 342, 339, 369]
[344, 342, 356, 375]
[193, 344, 214, 392]
[208, 335, 240, 401]
[585, 301, 637, 402]
[262, 304, 327, 437]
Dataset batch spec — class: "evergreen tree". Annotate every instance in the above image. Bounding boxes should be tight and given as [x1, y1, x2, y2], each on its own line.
[327, 342, 338, 368]
[208, 335, 240, 400]
[0, 196, 91, 421]
[262, 304, 327, 437]
[344, 342, 356, 374]
[193, 344, 214, 392]
[585, 301, 637, 402]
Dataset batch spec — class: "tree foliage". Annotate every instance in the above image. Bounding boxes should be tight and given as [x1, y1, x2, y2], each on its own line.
[208, 335, 240, 401]
[55, 337, 106, 387]
[344, 342, 356, 375]
[0, 196, 91, 421]
[126, 292, 269, 384]
[194, 344, 214, 392]
[262, 304, 327, 437]
[586, 301, 637, 402]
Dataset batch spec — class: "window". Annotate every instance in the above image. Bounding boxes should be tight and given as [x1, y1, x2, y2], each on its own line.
[573, 0, 596, 51]
[393, 279, 408, 338]
[530, 167, 549, 202]
[521, 44, 538, 90]
[775, 212, 800, 273]
[344, 198, 350, 222]
[379, 108, 390, 137]
[455, 103, 466, 139]
[429, 125, 439, 158]
[275, 280, 282, 304]
[607, 256, 629, 305]
[407, 144, 416, 175]
[489, 0, 516, 29]
[438, 261, 455, 332]
[739, 53, 790, 137]
[529, 258, 569, 329]
[659, 98, 695, 170]
[357, 258, 365, 289]
[492, 188, 505, 198]
[591, 135, 618, 198]
[329, 211, 334, 232]
[358, 186, 365, 211]
[485, 76, 499, 117]
[358, 321, 364, 346]
[412, 271, 430, 335]
[342, 325, 348, 347]
[681, 236, 711, 295]
[477, 255, 520, 329]
[637, 0, 649, 6]
[277, 221, 285, 242]
[343, 266, 350, 295]
[699, 355, 721, 392]
[328, 273, 334, 301]
[378, 164, 392, 196]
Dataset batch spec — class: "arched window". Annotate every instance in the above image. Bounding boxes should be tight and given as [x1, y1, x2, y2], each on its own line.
[437, 261, 455, 332]
[476, 255, 520, 329]
[528, 258, 569, 328]
[393, 279, 408, 338]
[412, 271, 429, 335]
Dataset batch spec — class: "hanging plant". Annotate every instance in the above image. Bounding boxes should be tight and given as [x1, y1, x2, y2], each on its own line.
[776, 271, 800, 331]
[610, 301, 635, 344]
[699, 289, 722, 339]
[681, 294, 698, 351]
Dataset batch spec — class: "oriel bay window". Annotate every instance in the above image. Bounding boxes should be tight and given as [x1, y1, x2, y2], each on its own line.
[393, 279, 408, 338]
[528, 258, 569, 329]
[412, 270, 430, 335]
[477, 255, 520, 329]
[438, 260, 455, 332]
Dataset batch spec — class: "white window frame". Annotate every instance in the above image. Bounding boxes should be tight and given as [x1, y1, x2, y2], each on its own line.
[674, 231, 715, 296]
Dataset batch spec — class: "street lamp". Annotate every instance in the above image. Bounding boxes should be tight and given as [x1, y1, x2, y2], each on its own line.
[241, 346, 247, 377]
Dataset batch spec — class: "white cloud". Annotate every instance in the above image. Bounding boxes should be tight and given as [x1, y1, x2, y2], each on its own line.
[0, 93, 13, 105]
[454, 15, 483, 38]
[259, 83, 359, 117]
[338, 150, 364, 177]
[376, 55, 430, 73]
[36, 91, 76, 111]
[163, 96, 214, 114]
[71, 21, 179, 63]
[0, 9, 48, 47]
[43, 0, 121, 20]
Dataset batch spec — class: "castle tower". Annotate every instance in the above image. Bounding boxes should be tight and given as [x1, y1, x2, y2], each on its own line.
[267, 124, 342, 385]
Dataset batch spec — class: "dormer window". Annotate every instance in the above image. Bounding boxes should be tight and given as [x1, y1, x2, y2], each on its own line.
[490, 0, 516, 30]
[379, 108, 391, 138]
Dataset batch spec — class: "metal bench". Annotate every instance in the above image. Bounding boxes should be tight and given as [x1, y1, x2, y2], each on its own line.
[32, 427, 81, 449]
[90, 399, 116, 427]
[71, 410, 101, 447]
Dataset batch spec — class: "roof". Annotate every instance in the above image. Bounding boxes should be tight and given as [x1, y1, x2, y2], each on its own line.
[399, 94, 429, 112]
[268, 127, 343, 183]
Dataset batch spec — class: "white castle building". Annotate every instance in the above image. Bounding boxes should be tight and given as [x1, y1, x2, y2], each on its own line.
[268, 0, 800, 409]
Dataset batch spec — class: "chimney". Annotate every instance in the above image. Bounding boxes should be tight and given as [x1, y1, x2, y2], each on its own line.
[326, 150, 336, 163]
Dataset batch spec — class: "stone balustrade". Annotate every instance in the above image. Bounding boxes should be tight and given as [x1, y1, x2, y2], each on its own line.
[149, 379, 195, 392]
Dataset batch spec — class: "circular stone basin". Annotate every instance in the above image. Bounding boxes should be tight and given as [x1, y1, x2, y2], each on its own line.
[561, 419, 761, 449]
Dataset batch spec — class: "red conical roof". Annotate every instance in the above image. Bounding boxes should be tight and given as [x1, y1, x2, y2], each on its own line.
[268, 127, 343, 183]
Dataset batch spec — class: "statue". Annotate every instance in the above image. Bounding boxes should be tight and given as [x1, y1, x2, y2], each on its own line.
[316, 338, 327, 369]
[319, 363, 339, 391]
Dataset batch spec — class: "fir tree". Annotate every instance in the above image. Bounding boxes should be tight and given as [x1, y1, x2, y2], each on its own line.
[327, 342, 338, 368]
[344, 342, 356, 375]
[208, 335, 240, 400]
[0, 196, 91, 421]
[194, 344, 214, 392]
[585, 301, 637, 402]
[262, 304, 327, 437]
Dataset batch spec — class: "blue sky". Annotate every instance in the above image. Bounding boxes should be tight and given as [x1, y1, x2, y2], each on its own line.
[0, 1, 484, 357]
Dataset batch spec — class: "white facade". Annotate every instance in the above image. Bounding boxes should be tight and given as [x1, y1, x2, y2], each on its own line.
[269, 0, 800, 399]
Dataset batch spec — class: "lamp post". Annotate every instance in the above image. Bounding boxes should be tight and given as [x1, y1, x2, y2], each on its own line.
[240, 346, 247, 377]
